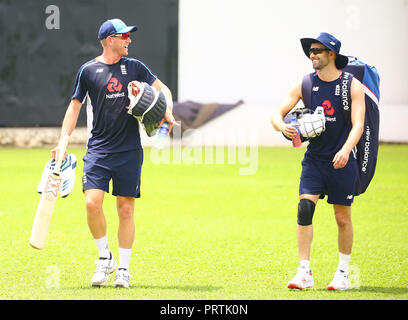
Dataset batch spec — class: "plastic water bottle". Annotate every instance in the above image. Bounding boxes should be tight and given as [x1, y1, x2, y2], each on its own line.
[291, 115, 302, 148]
[154, 121, 169, 149]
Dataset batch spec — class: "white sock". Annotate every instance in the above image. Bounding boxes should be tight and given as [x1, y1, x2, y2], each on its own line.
[338, 252, 351, 273]
[300, 259, 310, 271]
[94, 236, 110, 259]
[118, 248, 132, 270]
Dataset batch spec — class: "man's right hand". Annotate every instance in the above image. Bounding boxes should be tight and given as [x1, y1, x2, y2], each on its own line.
[281, 123, 299, 140]
[51, 145, 67, 161]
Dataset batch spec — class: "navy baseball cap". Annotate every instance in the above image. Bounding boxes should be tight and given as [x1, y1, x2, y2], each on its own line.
[98, 19, 138, 40]
[300, 32, 348, 69]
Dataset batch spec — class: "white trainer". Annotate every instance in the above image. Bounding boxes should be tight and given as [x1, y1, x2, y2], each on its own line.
[287, 267, 314, 289]
[91, 254, 117, 287]
[328, 270, 349, 290]
[59, 154, 77, 198]
[114, 268, 132, 288]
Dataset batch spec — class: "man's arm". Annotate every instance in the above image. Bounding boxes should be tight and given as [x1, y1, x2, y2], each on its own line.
[151, 78, 177, 133]
[332, 78, 365, 169]
[61, 98, 83, 136]
[51, 98, 83, 159]
[271, 80, 303, 139]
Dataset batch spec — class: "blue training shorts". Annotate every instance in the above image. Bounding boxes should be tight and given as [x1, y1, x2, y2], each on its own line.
[299, 155, 358, 206]
[82, 149, 143, 198]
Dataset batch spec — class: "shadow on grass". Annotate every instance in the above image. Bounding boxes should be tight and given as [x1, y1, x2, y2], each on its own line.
[355, 286, 408, 295]
[63, 284, 222, 293]
[134, 284, 222, 292]
[314, 286, 408, 295]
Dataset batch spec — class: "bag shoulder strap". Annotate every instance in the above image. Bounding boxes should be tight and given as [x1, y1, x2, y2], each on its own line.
[301, 73, 314, 109]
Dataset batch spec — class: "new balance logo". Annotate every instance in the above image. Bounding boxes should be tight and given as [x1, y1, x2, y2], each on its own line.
[342, 72, 350, 111]
[347, 195, 353, 200]
[312, 86, 319, 91]
[96, 68, 104, 73]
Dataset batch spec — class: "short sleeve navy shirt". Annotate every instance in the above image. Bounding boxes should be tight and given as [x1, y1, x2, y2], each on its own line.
[71, 57, 157, 153]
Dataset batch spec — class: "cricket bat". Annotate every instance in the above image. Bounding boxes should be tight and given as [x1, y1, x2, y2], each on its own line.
[29, 134, 70, 249]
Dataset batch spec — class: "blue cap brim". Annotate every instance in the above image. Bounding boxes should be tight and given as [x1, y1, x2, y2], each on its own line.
[116, 25, 138, 34]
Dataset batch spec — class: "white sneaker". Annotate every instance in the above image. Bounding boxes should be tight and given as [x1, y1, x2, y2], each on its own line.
[114, 268, 132, 288]
[288, 267, 314, 289]
[37, 158, 55, 193]
[59, 154, 77, 198]
[328, 270, 349, 290]
[91, 253, 117, 287]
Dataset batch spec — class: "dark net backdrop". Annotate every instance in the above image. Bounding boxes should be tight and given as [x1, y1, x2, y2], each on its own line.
[0, 0, 178, 126]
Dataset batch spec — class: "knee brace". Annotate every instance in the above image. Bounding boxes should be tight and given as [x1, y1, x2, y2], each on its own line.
[297, 199, 316, 226]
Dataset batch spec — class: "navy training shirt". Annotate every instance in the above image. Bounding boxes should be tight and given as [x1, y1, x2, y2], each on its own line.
[305, 72, 355, 161]
[71, 57, 157, 153]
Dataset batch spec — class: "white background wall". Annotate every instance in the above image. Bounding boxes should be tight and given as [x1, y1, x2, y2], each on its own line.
[178, 0, 408, 106]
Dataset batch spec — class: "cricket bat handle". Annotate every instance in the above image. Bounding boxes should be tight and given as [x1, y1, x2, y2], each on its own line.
[29, 134, 70, 250]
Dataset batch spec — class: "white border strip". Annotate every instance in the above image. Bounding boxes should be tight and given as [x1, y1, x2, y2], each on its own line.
[363, 84, 379, 106]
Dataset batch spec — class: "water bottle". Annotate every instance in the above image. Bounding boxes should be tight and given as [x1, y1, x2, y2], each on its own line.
[154, 121, 169, 149]
[291, 115, 302, 148]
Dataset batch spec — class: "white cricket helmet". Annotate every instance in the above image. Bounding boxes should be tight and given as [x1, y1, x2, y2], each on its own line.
[297, 106, 326, 139]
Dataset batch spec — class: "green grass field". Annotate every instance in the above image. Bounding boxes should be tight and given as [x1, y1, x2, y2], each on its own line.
[0, 145, 407, 300]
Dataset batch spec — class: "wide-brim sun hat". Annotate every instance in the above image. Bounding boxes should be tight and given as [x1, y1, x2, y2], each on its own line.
[300, 32, 348, 69]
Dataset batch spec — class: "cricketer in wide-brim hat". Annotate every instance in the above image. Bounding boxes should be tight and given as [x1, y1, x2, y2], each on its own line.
[300, 32, 349, 69]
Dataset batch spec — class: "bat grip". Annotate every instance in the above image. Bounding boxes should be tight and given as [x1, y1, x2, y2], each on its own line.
[53, 134, 70, 176]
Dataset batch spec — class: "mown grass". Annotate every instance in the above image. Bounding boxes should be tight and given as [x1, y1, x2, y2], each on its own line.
[0, 145, 407, 300]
